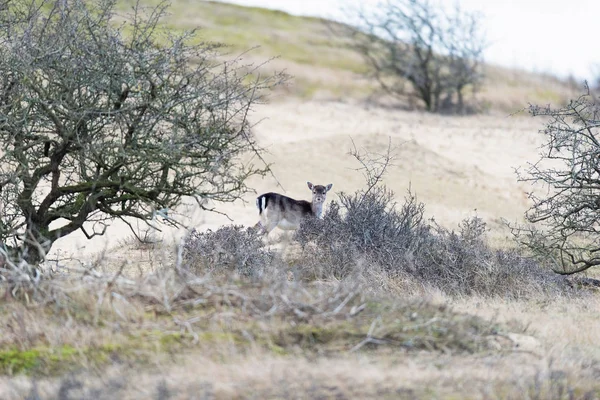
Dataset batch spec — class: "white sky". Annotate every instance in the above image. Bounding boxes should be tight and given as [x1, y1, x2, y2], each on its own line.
[213, 0, 599, 80]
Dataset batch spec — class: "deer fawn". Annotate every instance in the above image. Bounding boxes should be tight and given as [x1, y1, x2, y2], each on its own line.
[255, 182, 333, 235]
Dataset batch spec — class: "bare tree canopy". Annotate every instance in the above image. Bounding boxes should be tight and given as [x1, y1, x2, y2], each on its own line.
[0, 0, 284, 268]
[342, 0, 485, 113]
[513, 87, 600, 274]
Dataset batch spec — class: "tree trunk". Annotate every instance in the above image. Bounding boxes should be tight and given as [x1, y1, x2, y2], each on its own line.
[456, 85, 465, 114]
[19, 223, 53, 266]
[416, 83, 433, 111]
[432, 88, 442, 113]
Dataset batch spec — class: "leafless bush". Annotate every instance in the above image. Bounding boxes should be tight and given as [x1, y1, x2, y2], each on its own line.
[417, 218, 569, 297]
[182, 226, 278, 278]
[295, 187, 428, 280]
[294, 138, 568, 296]
[511, 87, 600, 275]
[296, 188, 569, 297]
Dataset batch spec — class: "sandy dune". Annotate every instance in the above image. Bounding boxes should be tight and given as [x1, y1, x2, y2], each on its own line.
[48, 99, 544, 262]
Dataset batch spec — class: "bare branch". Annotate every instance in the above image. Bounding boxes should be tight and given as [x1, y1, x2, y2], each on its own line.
[512, 88, 600, 274]
[0, 0, 285, 284]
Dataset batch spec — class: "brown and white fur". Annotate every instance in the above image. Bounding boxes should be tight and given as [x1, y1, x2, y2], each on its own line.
[255, 182, 333, 235]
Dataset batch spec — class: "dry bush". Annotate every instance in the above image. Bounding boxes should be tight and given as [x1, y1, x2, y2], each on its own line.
[295, 186, 571, 298]
[417, 218, 569, 297]
[181, 225, 280, 278]
[512, 88, 600, 275]
[294, 187, 427, 280]
[0, 224, 594, 398]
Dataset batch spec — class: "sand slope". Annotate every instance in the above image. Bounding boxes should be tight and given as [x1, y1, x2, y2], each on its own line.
[49, 99, 543, 261]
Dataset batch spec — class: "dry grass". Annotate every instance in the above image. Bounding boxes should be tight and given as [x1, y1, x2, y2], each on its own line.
[0, 255, 599, 399]
[16, 92, 593, 399]
[482, 65, 579, 113]
[2, 174, 600, 396]
[3, 351, 599, 399]
[1, 212, 599, 398]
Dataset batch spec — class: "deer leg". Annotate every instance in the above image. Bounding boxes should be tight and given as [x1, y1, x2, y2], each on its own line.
[256, 215, 279, 243]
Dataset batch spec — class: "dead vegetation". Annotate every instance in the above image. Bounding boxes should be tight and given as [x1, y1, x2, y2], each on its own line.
[182, 225, 278, 279]
[0, 119, 596, 399]
[1, 156, 599, 398]
[0, 246, 599, 399]
[1, 180, 594, 397]
[293, 188, 571, 298]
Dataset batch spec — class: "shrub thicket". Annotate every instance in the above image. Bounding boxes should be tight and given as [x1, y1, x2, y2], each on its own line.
[182, 186, 570, 298]
[294, 187, 569, 297]
[182, 225, 278, 279]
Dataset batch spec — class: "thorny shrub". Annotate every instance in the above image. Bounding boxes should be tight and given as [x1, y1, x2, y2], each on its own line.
[294, 187, 429, 280]
[179, 186, 570, 298]
[182, 225, 278, 278]
[295, 187, 570, 298]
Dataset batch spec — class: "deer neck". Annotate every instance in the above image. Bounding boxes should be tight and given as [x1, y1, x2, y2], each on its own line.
[311, 201, 324, 218]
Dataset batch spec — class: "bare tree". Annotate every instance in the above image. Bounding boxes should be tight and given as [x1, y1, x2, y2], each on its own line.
[342, 0, 485, 113]
[513, 86, 600, 274]
[0, 0, 284, 273]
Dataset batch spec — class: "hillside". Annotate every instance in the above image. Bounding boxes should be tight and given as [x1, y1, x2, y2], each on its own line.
[3, 2, 600, 399]
[116, 0, 579, 113]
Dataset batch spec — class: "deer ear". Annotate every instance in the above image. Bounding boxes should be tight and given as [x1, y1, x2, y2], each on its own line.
[307, 182, 313, 190]
[326, 184, 333, 192]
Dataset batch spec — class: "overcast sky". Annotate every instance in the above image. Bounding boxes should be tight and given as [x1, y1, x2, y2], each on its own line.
[213, 0, 599, 80]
